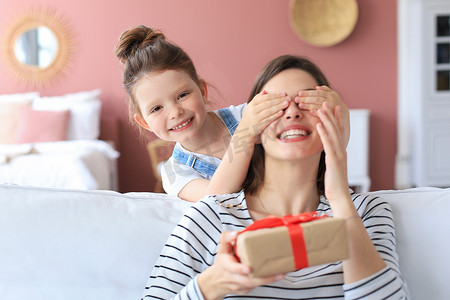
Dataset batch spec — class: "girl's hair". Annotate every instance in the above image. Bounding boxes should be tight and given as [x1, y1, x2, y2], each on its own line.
[242, 55, 329, 196]
[115, 25, 202, 135]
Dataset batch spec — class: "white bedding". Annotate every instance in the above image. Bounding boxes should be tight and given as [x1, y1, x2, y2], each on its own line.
[0, 140, 119, 190]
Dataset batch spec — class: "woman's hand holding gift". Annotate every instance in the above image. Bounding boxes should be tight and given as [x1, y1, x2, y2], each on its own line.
[198, 231, 284, 300]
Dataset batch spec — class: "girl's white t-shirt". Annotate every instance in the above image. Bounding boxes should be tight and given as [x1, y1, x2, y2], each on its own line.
[161, 103, 246, 196]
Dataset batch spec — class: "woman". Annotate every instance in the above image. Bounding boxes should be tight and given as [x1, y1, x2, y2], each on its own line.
[142, 55, 409, 299]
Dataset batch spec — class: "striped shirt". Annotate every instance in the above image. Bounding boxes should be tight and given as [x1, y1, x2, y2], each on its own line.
[142, 191, 409, 299]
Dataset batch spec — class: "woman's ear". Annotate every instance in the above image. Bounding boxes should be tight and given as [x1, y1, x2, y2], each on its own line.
[134, 113, 152, 132]
[255, 134, 262, 144]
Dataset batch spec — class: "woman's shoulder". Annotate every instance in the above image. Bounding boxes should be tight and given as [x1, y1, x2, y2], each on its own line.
[350, 191, 393, 220]
[179, 190, 251, 231]
[197, 190, 247, 211]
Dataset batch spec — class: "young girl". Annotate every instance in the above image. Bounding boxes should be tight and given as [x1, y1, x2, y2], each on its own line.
[142, 55, 409, 299]
[116, 25, 349, 202]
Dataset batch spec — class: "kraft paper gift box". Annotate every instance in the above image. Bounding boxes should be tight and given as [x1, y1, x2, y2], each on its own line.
[234, 213, 349, 277]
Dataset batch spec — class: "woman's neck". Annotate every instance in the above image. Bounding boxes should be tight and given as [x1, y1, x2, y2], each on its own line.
[181, 112, 230, 158]
[248, 158, 321, 219]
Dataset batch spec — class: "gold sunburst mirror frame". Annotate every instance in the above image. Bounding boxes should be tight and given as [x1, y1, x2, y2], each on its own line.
[1, 7, 74, 87]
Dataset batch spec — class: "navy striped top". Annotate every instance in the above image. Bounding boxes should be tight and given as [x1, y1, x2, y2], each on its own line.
[142, 191, 409, 299]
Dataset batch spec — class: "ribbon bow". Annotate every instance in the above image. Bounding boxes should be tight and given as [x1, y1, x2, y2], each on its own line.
[240, 211, 326, 234]
[235, 212, 327, 271]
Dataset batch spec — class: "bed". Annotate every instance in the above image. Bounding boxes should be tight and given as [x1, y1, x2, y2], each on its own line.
[0, 90, 120, 190]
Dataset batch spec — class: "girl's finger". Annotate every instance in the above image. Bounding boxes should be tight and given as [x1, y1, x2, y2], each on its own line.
[253, 96, 289, 119]
[297, 101, 322, 111]
[253, 93, 289, 110]
[294, 94, 325, 105]
[316, 85, 332, 91]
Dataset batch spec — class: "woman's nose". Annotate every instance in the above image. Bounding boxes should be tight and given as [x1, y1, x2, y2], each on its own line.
[283, 101, 303, 120]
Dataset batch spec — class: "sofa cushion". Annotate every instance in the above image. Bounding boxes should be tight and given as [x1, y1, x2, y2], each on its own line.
[0, 184, 191, 300]
[0, 184, 449, 300]
[369, 187, 450, 300]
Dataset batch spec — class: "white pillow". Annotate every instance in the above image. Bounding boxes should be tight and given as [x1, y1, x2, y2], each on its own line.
[0, 92, 39, 103]
[33, 89, 102, 140]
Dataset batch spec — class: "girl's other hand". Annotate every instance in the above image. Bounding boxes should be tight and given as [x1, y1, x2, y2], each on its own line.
[295, 86, 350, 145]
[198, 231, 284, 300]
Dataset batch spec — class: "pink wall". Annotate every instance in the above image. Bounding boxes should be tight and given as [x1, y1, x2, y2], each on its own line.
[0, 0, 397, 192]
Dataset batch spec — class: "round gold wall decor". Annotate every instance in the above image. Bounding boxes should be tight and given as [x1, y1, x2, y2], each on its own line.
[289, 0, 359, 47]
[1, 7, 74, 87]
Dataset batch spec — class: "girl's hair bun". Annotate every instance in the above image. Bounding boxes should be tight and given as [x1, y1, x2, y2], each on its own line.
[115, 25, 165, 63]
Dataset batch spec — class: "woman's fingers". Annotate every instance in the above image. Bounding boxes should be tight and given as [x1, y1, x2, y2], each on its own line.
[317, 103, 343, 152]
[209, 231, 284, 295]
[217, 231, 237, 254]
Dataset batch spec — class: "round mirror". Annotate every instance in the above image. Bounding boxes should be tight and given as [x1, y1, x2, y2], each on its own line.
[2, 9, 73, 87]
[14, 26, 58, 69]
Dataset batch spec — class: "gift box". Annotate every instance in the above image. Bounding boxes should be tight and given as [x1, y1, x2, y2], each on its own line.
[234, 212, 349, 277]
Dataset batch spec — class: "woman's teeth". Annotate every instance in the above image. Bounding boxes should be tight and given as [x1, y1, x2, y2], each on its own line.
[279, 129, 308, 139]
[171, 118, 192, 130]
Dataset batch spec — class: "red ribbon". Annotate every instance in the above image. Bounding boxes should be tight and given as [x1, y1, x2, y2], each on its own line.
[235, 212, 327, 271]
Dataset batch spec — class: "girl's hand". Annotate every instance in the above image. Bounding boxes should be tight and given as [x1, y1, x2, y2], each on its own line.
[238, 91, 290, 141]
[198, 231, 283, 300]
[295, 86, 350, 145]
[206, 92, 289, 196]
[316, 102, 351, 204]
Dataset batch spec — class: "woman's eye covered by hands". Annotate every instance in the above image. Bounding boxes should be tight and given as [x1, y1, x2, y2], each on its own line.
[294, 86, 343, 113]
[238, 91, 290, 138]
[295, 86, 350, 145]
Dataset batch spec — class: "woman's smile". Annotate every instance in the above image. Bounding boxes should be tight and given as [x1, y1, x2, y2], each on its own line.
[277, 125, 312, 143]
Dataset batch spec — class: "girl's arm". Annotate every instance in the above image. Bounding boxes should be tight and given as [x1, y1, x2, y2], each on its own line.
[178, 178, 211, 202]
[205, 92, 289, 196]
[177, 93, 289, 201]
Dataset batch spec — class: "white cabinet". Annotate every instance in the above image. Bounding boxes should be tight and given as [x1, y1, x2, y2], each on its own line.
[398, 0, 450, 188]
[348, 109, 370, 193]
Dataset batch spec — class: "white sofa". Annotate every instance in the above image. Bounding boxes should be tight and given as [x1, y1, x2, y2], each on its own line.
[0, 184, 449, 300]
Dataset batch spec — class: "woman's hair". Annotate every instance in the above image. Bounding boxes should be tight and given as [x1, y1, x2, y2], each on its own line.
[115, 25, 202, 134]
[242, 55, 329, 196]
